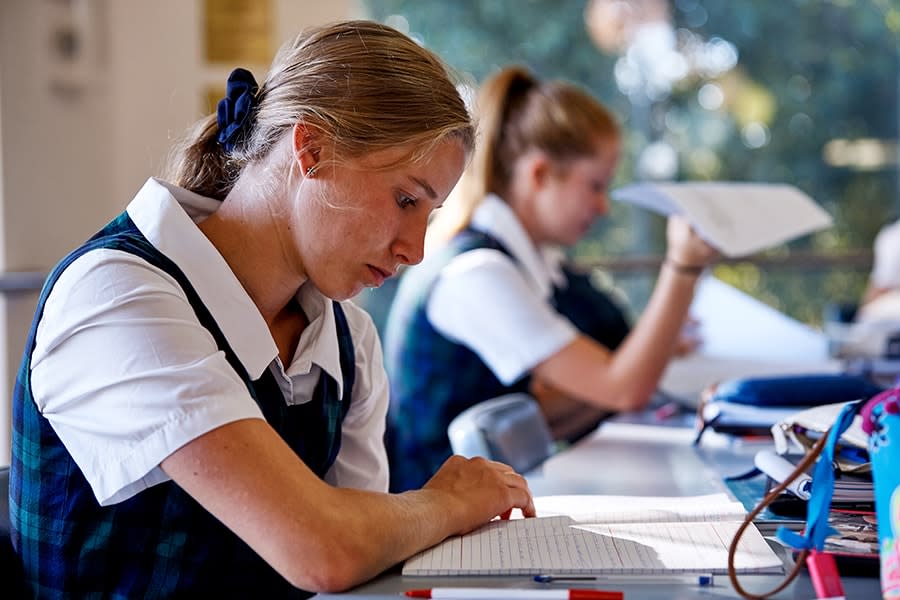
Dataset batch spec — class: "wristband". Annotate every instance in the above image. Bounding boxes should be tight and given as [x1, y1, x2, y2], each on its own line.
[665, 259, 705, 277]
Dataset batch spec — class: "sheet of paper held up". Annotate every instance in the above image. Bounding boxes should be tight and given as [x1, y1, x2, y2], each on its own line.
[612, 182, 834, 257]
[659, 276, 842, 404]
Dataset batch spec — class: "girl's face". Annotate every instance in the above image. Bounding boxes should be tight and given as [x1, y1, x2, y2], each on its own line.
[532, 138, 620, 246]
[295, 139, 467, 300]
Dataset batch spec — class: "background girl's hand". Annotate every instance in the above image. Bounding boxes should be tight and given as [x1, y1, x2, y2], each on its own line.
[665, 215, 719, 269]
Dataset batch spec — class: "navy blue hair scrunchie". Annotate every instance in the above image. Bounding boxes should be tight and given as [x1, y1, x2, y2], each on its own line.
[217, 68, 259, 152]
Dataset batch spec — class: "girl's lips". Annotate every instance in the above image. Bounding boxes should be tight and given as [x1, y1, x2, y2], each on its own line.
[367, 265, 393, 287]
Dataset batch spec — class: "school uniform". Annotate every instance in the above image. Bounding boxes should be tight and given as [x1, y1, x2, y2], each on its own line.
[11, 178, 389, 598]
[383, 194, 630, 492]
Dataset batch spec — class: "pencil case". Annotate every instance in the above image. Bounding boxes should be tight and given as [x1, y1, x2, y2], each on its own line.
[710, 374, 884, 408]
[694, 374, 885, 446]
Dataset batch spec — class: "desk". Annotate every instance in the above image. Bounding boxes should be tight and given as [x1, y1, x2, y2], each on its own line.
[315, 415, 881, 599]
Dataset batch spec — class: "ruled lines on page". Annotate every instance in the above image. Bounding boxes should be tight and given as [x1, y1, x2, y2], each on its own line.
[403, 511, 784, 576]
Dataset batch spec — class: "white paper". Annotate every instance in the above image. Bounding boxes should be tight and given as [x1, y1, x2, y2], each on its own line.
[690, 275, 830, 360]
[612, 181, 833, 257]
[533, 492, 747, 523]
[403, 494, 784, 576]
[659, 276, 843, 406]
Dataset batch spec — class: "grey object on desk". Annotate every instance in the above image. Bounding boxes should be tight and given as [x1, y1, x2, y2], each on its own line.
[447, 393, 554, 474]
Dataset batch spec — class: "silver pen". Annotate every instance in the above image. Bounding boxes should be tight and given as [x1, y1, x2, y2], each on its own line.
[534, 573, 715, 586]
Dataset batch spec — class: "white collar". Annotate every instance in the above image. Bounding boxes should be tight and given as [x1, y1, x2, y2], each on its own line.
[471, 194, 567, 298]
[289, 282, 346, 399]
[126, 177, 278, 380]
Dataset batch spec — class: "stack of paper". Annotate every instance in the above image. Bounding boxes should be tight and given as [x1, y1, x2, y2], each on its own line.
[833, 476, 875, 504]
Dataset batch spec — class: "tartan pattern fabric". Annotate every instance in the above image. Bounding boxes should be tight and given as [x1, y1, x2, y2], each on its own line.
[11, 211, 354, 598]
[383, 229, 630, 492]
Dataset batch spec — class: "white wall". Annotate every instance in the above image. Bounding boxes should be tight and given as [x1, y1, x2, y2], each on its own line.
[0, 0, 363, 465]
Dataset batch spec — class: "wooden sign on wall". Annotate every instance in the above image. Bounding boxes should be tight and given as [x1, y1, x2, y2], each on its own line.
[204, 0, 273, 64]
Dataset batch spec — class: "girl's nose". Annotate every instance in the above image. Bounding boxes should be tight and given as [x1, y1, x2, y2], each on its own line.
[393, 216, 427, 266]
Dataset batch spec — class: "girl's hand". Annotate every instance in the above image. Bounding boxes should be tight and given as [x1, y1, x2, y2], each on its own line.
[424, 455, 536, 535]
[665, 216, 719, 270]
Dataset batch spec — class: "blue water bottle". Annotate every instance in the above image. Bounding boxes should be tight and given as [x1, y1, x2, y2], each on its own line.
[863, 387, 900, 598]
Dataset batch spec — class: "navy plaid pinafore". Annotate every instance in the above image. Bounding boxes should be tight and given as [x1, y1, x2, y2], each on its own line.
[10, 211, 354, 598]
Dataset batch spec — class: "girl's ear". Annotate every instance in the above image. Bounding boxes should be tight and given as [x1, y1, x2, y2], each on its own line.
[292, 122, 322, 177]
[525, 152, 553, 191]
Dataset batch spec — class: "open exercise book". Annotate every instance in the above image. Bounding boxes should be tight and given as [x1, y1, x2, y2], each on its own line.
[403, 493, 785, 576]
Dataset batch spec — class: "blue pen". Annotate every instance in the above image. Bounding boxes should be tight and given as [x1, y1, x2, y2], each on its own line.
[534, 573, 714, 586]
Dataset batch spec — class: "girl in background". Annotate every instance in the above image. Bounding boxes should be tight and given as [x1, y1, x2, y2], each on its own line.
[384, 65, 717, 492]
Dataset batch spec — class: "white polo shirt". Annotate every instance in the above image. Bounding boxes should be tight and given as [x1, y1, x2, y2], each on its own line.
[426, 194, 578, 385]
[31, 178, 389, 506]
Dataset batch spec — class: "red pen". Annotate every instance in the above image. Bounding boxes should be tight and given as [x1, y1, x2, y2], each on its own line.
[404, 588, 623, 599]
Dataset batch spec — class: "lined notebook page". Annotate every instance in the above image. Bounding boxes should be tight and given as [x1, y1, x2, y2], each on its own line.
[403, 495, 784, 576]
[532, 493, 748, 524]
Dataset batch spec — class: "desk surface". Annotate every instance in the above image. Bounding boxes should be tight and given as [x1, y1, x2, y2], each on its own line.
[315, 415, 881, 599]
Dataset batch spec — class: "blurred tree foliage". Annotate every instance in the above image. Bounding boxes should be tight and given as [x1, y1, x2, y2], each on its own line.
[358, 0, 900, 328]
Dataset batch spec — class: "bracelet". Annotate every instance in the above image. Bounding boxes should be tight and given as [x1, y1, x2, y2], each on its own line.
[664, 259, 705, 277]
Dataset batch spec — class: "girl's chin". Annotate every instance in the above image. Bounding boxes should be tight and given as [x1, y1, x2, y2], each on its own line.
[338, 286, 363, 301]
[315, 281, 360, 302]
[317, 274, 382, 301]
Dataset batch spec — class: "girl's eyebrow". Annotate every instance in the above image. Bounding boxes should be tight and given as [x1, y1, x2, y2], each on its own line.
[409, 176, 437, 201]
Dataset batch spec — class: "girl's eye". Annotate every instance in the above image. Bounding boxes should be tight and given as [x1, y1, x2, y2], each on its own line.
[397, 194, 418, 209]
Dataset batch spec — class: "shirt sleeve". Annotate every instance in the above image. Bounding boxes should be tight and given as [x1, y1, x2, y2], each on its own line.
[30, 249, 265, 506]
[324, 301, 389, 492]
[426, 248, 578, 385]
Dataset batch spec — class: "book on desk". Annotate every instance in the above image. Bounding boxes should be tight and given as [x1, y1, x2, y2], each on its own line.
[721, 446, 879, 580]
[403, 493, 784, 577]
